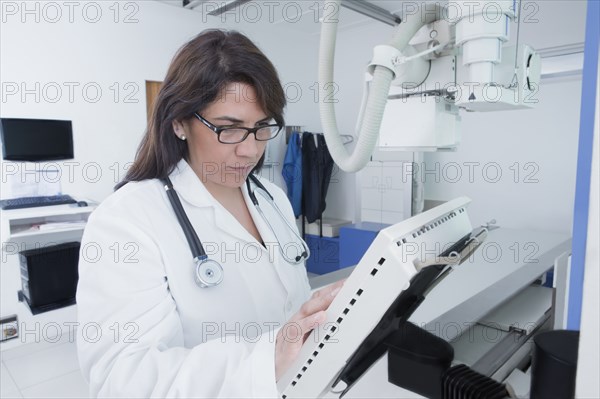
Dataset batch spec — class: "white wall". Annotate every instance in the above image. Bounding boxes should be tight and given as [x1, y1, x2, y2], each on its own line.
[422, 1, 587, 234]
[423, 75, 582, 233]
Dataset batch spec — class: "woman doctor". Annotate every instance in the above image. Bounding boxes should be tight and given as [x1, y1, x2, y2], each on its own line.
[76, 29, 343, 398]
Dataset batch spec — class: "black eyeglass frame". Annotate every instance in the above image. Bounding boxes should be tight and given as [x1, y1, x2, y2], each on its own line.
[193, 112, 283, 144]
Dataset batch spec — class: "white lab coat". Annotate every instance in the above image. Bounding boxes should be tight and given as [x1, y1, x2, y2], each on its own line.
[76, 159, 312, 398]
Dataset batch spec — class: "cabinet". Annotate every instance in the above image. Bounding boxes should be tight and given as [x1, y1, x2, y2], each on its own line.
[0, 203, 96, 350]
[339, 222, 389, 269]
[305, 234, 340, 275]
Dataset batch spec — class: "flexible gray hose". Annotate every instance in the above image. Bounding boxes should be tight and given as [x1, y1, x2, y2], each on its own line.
[319, 0, 444, 172]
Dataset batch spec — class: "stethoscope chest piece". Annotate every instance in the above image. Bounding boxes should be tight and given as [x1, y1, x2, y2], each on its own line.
[194, 256, 224, 288]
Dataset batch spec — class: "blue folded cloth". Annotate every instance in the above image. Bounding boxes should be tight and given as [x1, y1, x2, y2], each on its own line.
[282, 132, 303, 218]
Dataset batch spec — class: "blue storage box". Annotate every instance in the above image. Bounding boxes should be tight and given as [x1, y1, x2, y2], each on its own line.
[339, 222, 390, 268]
[305, 234, 340, 275]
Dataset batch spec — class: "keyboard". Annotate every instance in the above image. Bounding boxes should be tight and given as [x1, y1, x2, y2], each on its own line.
[0, 195, 77, 210]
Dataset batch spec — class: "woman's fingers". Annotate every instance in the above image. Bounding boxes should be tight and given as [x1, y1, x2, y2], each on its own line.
[275, 280, 346, 380]
[281, 311, 326, 342]
[275, 311, 327, 380]
[293, 279, 346, 324]
[311, 278, 346, 299]
[297, 290, 338, 321]
[308, 279, 345, 309]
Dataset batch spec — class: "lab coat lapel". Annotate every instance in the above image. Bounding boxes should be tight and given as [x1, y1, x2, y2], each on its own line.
[242, 177, 305, 302]
[168, 159, 256, 244]
[168, 159, 213, 208]
[241, 178, 278, 258]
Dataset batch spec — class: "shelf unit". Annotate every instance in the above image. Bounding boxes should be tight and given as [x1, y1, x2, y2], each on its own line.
[2, 204, 95, 241]
[1, 202, 97, 350]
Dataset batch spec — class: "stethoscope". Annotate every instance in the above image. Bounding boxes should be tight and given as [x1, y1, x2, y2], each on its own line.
[161, 174, 310, 288]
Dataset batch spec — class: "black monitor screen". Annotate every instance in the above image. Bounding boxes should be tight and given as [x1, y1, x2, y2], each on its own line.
[0, 118, 74, 161]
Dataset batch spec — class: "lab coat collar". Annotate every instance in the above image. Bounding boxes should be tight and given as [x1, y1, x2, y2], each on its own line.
[168, 159, 215, 208]
[241, 177, 278, 247]
[168, 158, 270, 247]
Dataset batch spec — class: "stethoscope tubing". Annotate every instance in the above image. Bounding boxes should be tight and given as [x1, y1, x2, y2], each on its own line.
[162, 178, 206, 260]
[162, 174, 310, 287]
[250, 185, 310, 264]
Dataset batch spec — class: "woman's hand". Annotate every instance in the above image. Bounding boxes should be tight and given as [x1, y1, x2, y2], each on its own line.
[275, 279, 345, 381]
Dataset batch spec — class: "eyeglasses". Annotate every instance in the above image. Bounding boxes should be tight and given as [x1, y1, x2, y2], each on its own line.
[194, 113, 282, 144]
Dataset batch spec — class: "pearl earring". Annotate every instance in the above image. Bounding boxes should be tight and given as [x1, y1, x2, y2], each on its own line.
[180, 135, 186, 141]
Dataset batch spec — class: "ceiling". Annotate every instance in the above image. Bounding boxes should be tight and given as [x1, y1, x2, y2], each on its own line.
[155, 0, 588, 52]
[155, 0, 415, 34]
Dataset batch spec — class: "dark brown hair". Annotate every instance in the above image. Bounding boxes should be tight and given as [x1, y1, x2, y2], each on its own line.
[115, 29, 286, 190]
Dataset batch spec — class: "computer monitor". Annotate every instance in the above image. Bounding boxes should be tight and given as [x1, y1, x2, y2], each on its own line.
[0, 118, 74, 162]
